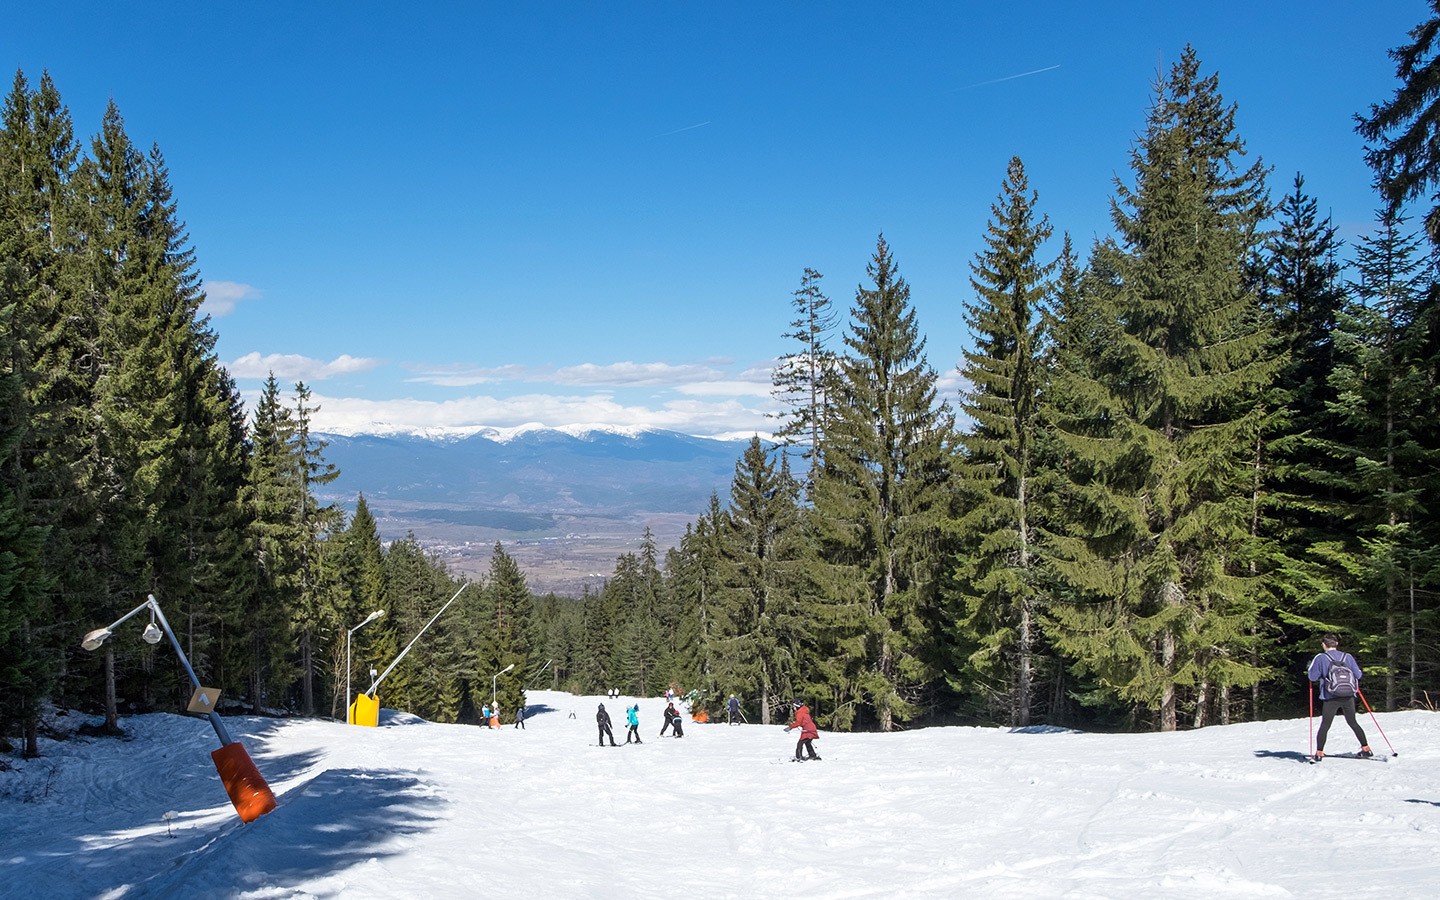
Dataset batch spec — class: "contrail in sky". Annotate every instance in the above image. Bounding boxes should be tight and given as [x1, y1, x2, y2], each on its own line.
[949, 64, 1060, 92]
[659, 121, 710, 137]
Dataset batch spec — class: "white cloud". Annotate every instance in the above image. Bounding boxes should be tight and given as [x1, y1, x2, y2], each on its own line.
[228, 352, 381, 381]
[405, 360, 731, 388]
[293, 390, 780, 440]
[201, 281, 261, 317]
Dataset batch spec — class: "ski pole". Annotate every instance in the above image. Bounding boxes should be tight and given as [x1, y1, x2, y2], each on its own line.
[1307, 681, 1314, 758]
[1357, 689, 1399, 756]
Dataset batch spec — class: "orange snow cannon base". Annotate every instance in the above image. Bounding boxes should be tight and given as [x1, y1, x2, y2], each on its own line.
[211, 741, 278, 823]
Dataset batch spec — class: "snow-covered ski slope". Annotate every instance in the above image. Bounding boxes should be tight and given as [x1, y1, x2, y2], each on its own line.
[2, 691, 1436, 898]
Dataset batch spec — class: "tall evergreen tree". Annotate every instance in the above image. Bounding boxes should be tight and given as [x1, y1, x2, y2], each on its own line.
[1044, 47, 1276, 730]
[1357, 0, 1440, 246]
[950, 156, 1055, 726]
[771, 267, 837, 486]
[712, 437, 809, 725]
[484, 542, 534, 719]
[1316, 206, 1438, 707]
[810, 235, 956, 731]
[239, 374, 300, 711]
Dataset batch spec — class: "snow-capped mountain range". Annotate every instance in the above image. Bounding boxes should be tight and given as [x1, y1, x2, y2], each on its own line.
[315, 427, 760, 592]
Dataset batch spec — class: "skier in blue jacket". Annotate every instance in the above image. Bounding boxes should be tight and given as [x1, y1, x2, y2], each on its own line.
[1307, 634, 1371, 759]
[625, 704, 642, 743]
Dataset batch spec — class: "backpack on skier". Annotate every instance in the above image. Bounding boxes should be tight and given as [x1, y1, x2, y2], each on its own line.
[1323, 651, 1357, 699]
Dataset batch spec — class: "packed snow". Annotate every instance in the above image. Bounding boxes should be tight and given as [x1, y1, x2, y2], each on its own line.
[2, 692, 1436, 898]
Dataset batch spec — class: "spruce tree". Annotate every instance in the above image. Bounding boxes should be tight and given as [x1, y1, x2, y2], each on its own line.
[810, 235, 956, 731]
[712, 437, 809, 725]
[950, 156, 1055, 726]
[771, 267, 837, 486]
[485, 542, 534, 719]
[1357, 0, 1440, 246]
[1317, 206, 1438, 707]
[1044, 47, 1276, 730]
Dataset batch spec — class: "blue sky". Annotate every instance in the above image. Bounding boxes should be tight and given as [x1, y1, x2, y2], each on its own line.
[3, 2, 1421, 438]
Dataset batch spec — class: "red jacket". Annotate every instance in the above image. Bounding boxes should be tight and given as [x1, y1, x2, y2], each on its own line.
[787, 704, 818, 740]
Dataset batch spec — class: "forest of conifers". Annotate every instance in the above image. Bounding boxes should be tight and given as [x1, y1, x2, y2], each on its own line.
[6, 27, 1440, 756]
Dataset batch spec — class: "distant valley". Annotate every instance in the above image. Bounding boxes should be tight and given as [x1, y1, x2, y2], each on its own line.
[315, 428, 754, 595]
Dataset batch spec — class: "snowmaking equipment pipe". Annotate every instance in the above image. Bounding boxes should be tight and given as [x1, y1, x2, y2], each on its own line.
[352, 583, 471, 726]
[80, 594, 276, 823]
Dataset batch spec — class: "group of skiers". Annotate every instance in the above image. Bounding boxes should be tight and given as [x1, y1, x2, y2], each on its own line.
[540, 632, 1369, 764]
[593, 694, 819, 762]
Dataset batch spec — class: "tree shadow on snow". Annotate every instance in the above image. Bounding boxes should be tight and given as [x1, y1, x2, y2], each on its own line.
[1253, 749, 1312, 764]
[141, 767, 443, 896]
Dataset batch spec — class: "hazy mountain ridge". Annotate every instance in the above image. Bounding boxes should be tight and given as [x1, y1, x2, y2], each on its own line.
[315, 427, 756, 593]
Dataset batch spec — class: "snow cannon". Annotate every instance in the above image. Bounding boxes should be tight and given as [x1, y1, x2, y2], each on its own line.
[212, 741, 278, 822]
[80, 594, 278, 824]
[356, 584, 473, 727]
[350, 692, 381, 727]
[489, 714, 501, 728]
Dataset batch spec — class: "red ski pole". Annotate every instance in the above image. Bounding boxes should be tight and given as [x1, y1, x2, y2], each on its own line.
[1357, 689, 1398, 756]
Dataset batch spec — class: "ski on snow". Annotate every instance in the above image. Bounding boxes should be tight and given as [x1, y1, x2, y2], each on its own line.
[1308, 752, 1388, 763]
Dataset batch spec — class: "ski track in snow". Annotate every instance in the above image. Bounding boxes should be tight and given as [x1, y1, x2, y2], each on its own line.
[2, 695, 1437, 899]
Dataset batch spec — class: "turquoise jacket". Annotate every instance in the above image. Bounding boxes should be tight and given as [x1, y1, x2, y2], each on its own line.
[626, 706, 639, 727]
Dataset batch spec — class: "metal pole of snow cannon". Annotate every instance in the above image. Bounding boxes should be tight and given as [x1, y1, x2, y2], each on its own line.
[492, 663, 514, 726]
[346, 610, 386, 725]
[361, 583, 471, 723]
[1357, 689, 1399, 756]
[80, 595, 276, 823]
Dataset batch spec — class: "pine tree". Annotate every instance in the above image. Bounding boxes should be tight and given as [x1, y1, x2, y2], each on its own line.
[239, 374, 300, 711]
[485, 542, 534, 719]
[810, 234, 956, 731]
[771, 267, 837, 486]
[1044, 48, 1276, 730]
[0, 222, 52, 756]
[950, 156, 1055, 726]
[1357, 0, 1440, 246]
[1316, 206, 1438, 707]
[289, 382, 341, 715]
[711, 437, 809, 725]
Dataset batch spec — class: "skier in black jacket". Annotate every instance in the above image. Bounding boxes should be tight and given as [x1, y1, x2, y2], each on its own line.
[596, 703, 618, 746]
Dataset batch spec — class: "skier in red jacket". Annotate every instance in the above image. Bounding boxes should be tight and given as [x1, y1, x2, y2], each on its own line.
[784, 699, 820, 761]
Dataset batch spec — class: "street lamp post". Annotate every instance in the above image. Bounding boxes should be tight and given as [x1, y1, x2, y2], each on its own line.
[346, 610, 386, 725]
[80, 594, 276, 823]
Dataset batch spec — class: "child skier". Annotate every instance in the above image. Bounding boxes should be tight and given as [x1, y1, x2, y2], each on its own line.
[625, 704, 642, 743]
[784, 699, 820, 761]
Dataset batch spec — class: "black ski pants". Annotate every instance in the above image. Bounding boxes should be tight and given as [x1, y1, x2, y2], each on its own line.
[598, 722, 617, 746]
[794, 738, 818, 760]
[1317, 697, 1367, 751]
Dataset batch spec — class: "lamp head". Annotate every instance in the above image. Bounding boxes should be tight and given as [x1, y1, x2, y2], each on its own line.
[142, 622, 163, 644]
[364, 609, 386, 626]
[81, 628, 113, 652]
